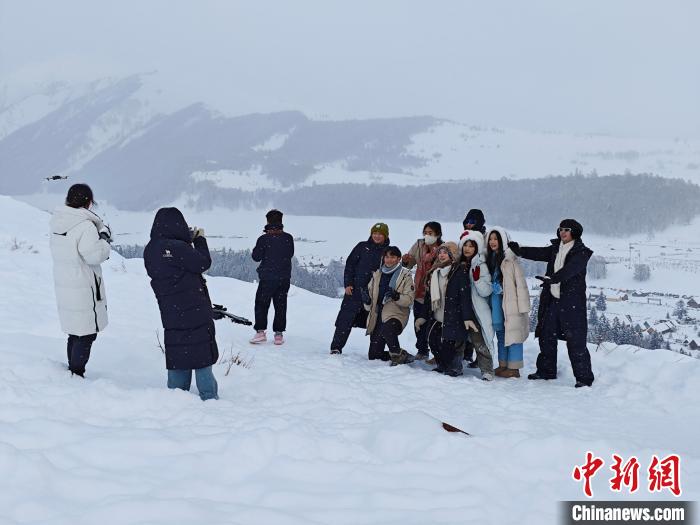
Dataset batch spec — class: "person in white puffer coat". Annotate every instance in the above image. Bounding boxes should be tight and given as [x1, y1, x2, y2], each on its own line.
[457, 230, 496, 380]
[49, 184, 112, 377]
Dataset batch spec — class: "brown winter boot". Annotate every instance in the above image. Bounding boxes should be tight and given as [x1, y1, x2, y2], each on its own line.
[495, 366, 507, 375]
[500, 368, 521, 378]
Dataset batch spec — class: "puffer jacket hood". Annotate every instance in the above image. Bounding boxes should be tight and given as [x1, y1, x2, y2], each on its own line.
[486, 226, 511, 251]
[50, 206, 103, 235]
[150, 207, 191, 242]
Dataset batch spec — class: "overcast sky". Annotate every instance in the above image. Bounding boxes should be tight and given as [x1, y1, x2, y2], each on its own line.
[1, 0, 699, 138]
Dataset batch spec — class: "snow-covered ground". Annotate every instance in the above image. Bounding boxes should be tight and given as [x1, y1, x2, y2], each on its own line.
[0, 195, 697, 524]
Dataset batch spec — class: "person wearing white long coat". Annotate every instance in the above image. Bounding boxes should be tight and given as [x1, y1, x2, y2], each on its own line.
[457, 230, 496, 380]
[50, 184, 111, 377]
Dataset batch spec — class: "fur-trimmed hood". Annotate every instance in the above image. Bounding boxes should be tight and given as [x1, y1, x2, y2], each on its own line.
[458, 229, 485, 257]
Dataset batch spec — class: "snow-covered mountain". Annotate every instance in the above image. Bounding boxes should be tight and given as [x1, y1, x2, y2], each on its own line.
[0, 194, 697, 524]
[2, 74, 700, 212]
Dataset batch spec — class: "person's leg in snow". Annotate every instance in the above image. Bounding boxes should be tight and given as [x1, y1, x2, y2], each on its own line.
[530, 304, 559, 380]
[469, 329, 494, 380]
[68, 333, 97, 376]
[253, 279, 276, 332]
[194, 366, 219, 400]
[330, 295, 364, 354]
[427, 321, 446, 372]
[565, 330, 594, 386]
[440, 340, 463, 376]
[272, 279, 290, 343]
[368, 325, 389, 360]
[413, 301, 430, 358]
[167, 369, 193, 391]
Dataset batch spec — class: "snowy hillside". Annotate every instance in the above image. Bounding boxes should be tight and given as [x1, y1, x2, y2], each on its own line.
[0, 194, 697, 524]
[2, 74, 700, 211]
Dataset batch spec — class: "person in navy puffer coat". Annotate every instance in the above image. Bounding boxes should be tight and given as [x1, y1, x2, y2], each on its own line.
[250, 209, 295, 345]
[143, 207, 219, 400]
[329, 222, 390, 355]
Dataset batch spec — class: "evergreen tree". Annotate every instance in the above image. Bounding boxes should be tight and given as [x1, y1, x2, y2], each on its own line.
[647, 331, 664, 349]
[588, 306, 599, 326]
[673, 299, 688, 321]
[633, 264, 651, 281]
[595, 290, 607, 311]
[597, 314, 611, 343]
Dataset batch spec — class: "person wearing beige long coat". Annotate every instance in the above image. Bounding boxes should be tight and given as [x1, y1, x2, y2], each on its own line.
[486, 227, 530, 377]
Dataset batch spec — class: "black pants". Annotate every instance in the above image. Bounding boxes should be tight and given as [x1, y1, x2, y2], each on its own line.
[427, 321, 461, 372]
[254, 279, 290, 332]
[413, 301, 430, 355]
[368, 318, 403, 360]
[536, 302, 594, 385]
[330, 293, 367, 352]
[67, 333, 97, 374]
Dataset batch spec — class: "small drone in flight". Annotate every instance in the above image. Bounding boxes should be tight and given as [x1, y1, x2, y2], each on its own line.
[45, 175, 69, 181]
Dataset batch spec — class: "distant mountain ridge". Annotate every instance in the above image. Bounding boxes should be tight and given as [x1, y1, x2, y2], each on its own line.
[1, 73, 699, 218]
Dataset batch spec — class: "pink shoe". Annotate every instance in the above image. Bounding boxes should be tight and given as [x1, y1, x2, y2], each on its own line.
[249, 331, 266, 344]
[274, 332, 284, 345]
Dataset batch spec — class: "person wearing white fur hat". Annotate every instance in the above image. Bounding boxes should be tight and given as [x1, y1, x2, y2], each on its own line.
[457, 230, 496, 380]
[486, 227, 530, 378]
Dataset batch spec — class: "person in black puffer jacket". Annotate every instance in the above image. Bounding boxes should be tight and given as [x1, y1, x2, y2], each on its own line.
[415, 242, 479, 376]
[329, 222, 390, 355]
[250, 209, 295, 345]
[509, 218, 595, 388]
[143, 207, 219, 400]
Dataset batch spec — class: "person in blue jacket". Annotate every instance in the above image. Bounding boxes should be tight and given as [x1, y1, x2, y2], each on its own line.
[143, 207, 219, 400]
[250, 209, 295, 345]
[330, 223, 390, 355]
[509, 219, 595, 387]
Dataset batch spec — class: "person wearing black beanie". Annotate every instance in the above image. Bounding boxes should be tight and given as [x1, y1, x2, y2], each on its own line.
[506, 219, 595, 388]
[463, 209, 486, 235]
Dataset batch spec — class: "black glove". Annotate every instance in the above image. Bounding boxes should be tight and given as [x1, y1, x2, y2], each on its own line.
[508, 241, 521, 256]
[99, 225, 112, 243]
[535, 275, 551, 286]
[391, 290, 401, 301]
[212, 310, 225, 320]
[361, 287, 371, 305]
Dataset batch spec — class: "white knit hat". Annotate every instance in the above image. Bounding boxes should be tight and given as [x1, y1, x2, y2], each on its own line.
[458, 229, 485, 257]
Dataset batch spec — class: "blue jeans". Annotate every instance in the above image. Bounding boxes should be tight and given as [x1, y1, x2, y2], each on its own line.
[167, 366, 219, 400]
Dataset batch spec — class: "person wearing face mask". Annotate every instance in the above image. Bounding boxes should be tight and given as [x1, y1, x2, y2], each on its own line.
[402, 221, 443, 360]
[508, 219, 595, 388]
[363, 246, 416, 365]
[330, 223, 390, 355]
[415, 242, 479, 377]
[50, 184, 112, 378]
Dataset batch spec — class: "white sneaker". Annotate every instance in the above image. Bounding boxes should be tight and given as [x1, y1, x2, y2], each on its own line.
[481, 372, 494, 381]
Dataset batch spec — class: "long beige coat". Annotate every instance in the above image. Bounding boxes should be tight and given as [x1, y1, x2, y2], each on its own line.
[365, 267, 415, 334]
[500, 248, 531, 346]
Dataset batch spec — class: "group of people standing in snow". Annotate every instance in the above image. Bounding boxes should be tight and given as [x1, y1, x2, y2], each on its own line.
[50, 184, 294, 400]
[50, 184, 594, 404]
[329, 209, 595, 388]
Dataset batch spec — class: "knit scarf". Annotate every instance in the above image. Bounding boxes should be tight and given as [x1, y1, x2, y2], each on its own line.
[381, 262, 402, 294]
[430, 265, 452, 314]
